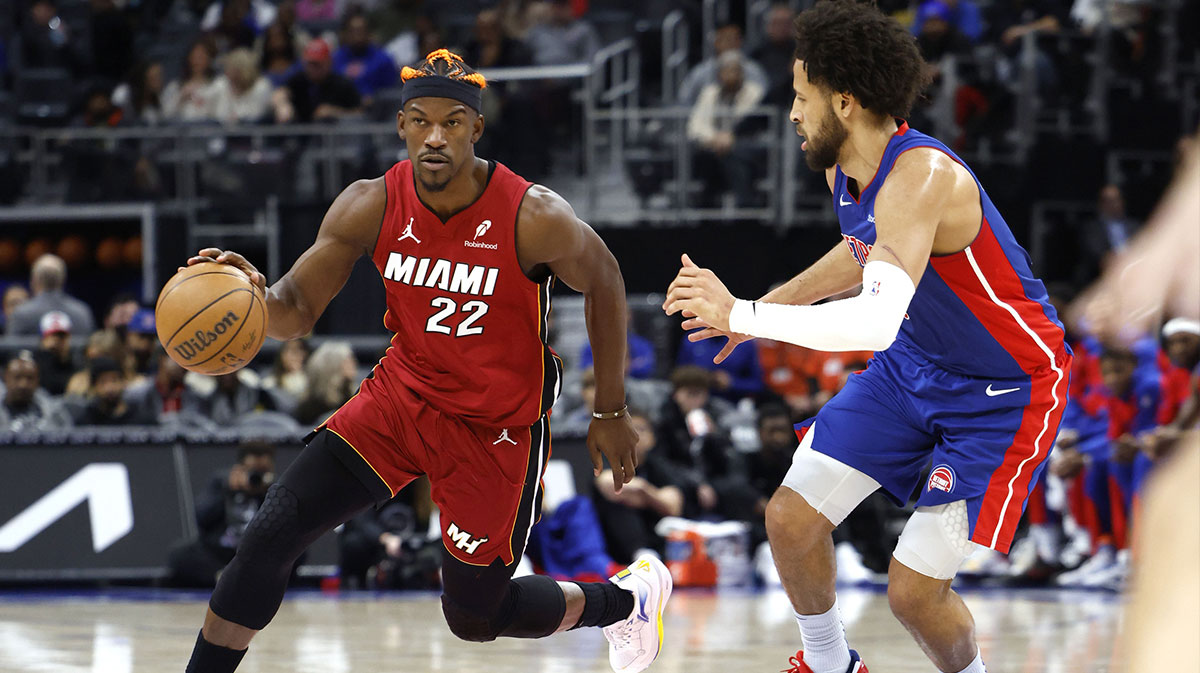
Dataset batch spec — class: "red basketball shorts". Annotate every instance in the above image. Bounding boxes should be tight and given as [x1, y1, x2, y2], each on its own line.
[322, 381, 551, 567]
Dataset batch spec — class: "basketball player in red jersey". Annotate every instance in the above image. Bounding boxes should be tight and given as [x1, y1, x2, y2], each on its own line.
[183, 50, 673, 673]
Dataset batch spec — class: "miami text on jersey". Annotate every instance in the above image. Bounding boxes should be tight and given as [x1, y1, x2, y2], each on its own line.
[383, 252, 500, 296]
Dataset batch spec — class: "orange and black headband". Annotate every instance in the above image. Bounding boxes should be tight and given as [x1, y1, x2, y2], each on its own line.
[401, 50, 487, 113]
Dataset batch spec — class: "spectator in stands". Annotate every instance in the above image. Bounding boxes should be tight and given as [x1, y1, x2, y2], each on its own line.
[75, 84, 124, 127]
[259, 21, 301, 87]
[525, 0, 600, 66]
[256, 0, 310, 56]
[749, 4, 797, 107]
[168, 443, 277, 587]
[295, 0, 342, 24]
[205, 370, 283, 426]
[123, 308, 158, 376]
[987, 0, 1067, 94]
[21, 0, 83, 74]
[676, 320, 766, 403]
[272, 39, 363, 123]
[201, 0, 275, 37]
[678, 23, 768, 106]
[2, 286, 30, 329]
[103, 293, 138, 330]
[294, 341, 359, 425]
[64, 329, 133, 397]
[88, 0, 135, 85]
[262, 338, 310, 410]
[990, 0, 1067, 48]
[334, 9, 399, 103]
[914, 1, 974, 64]
[125, 349, 208, 425]
[1078, 183, 1138, 284]
[208, 0, 259, 55]
[654, 366, 733, 512]
[211, 47, 273, 124]
[559, 366, 599, 435]
[592, 409, 685, 563]
[498, 0, 548, 40]
[579, 309, 656, 379]
[6, 254, 95, 337]
[0, 351, 72, 432]
[67, 357, 151, 425]
[687, 51, 765, 208]
[912, 0, 984, 43]
[466, 9, 533, 70]
[112, 60, 167, 125]
[32, 311, 78, 396]
[369, 1, 430, 68]
[162, 37, 220, 122]
[713, 403, 794, 548]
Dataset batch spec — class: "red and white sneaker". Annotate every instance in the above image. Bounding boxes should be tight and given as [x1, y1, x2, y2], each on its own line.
[782, 649, 868, 673]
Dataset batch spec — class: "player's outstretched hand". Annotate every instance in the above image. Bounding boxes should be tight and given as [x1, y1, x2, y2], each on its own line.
[663, 253, 736, 331]
[588, 414, 639, 493]
[682, 315, 753, 364]
[183, 248, 267, 295]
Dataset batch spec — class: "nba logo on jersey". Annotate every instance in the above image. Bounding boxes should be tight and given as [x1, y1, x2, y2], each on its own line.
[869, 280, 882, 296]
[928, 465, 956, 493]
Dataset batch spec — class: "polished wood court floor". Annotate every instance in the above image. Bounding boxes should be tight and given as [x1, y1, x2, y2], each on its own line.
[0, 585, 1124, 672]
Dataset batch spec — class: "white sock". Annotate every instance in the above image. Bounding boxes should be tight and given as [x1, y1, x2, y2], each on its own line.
[949, 649, 986, 673]
[794, 599, 851, 673]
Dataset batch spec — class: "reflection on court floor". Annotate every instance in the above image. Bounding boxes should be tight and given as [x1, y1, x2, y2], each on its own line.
[0, 585, 1122, 672]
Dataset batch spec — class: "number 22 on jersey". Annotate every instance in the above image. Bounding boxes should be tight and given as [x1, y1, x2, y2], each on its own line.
[425, 298, 489, 337]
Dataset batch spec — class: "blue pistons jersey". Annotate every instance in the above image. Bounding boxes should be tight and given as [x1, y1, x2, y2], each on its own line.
[834, 121, 1068, 378]
[802, 121, 1073, 554]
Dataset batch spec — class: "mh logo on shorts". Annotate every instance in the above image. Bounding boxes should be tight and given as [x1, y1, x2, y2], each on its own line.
[447, 522, 488, 555]
[928, 464, 956, 493]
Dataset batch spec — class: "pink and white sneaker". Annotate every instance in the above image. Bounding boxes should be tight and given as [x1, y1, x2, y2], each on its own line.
[601, 555, 673, 673]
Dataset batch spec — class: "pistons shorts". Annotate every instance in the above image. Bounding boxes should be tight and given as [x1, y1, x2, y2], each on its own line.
[317, 381, 550, 567]
[801, 341, 1072, 554]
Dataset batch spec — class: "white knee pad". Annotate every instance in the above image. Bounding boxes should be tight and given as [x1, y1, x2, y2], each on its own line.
[780, 427, 881, 527]
[892, 501, 981, 580]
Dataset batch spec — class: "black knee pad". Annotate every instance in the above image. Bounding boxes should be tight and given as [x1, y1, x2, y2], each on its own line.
[238, 483, 305, 563]
[210, 483, 306, 629]
[441, 593, 500, 643]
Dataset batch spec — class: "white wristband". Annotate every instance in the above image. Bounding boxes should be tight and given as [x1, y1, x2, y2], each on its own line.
[728, 260, 915, 352]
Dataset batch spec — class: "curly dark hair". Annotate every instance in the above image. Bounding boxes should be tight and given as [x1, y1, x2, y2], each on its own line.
[793, 0, 929, 119]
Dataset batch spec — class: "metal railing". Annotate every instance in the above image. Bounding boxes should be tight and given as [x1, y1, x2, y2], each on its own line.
[701, 0, 732, 61]
[584, 104, 785, 224]
[661, 10, 689, 105]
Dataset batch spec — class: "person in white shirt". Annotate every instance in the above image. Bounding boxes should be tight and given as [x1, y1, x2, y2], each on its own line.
[686, 51, 767, 208]
[162, 37, 220, 122]
[212, 48, 274, 125]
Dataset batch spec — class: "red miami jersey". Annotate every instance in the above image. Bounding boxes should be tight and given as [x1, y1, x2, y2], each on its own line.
[364, 160, 563, 428]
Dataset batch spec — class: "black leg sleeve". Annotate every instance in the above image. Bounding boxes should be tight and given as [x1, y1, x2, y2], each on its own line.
[439, 550, 567, 642]
[208, 430, 381, 630]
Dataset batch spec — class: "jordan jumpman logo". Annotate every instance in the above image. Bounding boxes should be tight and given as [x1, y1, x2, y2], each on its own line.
[492, 429, 518, 445]
[398, 217, 421, 244]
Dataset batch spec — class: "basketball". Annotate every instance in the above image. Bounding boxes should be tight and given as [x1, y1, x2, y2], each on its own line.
[154, 262, 268, 375]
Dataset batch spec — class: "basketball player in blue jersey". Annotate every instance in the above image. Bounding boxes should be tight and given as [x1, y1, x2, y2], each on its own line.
[665, 3, 1072, 673]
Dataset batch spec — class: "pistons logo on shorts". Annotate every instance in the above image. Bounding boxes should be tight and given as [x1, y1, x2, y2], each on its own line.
[928, 464, 956, 493]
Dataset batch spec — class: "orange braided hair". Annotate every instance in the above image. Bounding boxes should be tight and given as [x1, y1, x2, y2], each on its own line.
[400, 49, 488, 90]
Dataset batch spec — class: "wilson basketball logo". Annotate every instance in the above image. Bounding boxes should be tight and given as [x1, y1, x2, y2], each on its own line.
[172, 310, 240, 361]
[928, 465, 956, 493]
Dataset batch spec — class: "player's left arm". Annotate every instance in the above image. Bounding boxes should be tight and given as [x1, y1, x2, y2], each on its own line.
[665, 151, 956, 351]
[517, 186, 640, 491]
